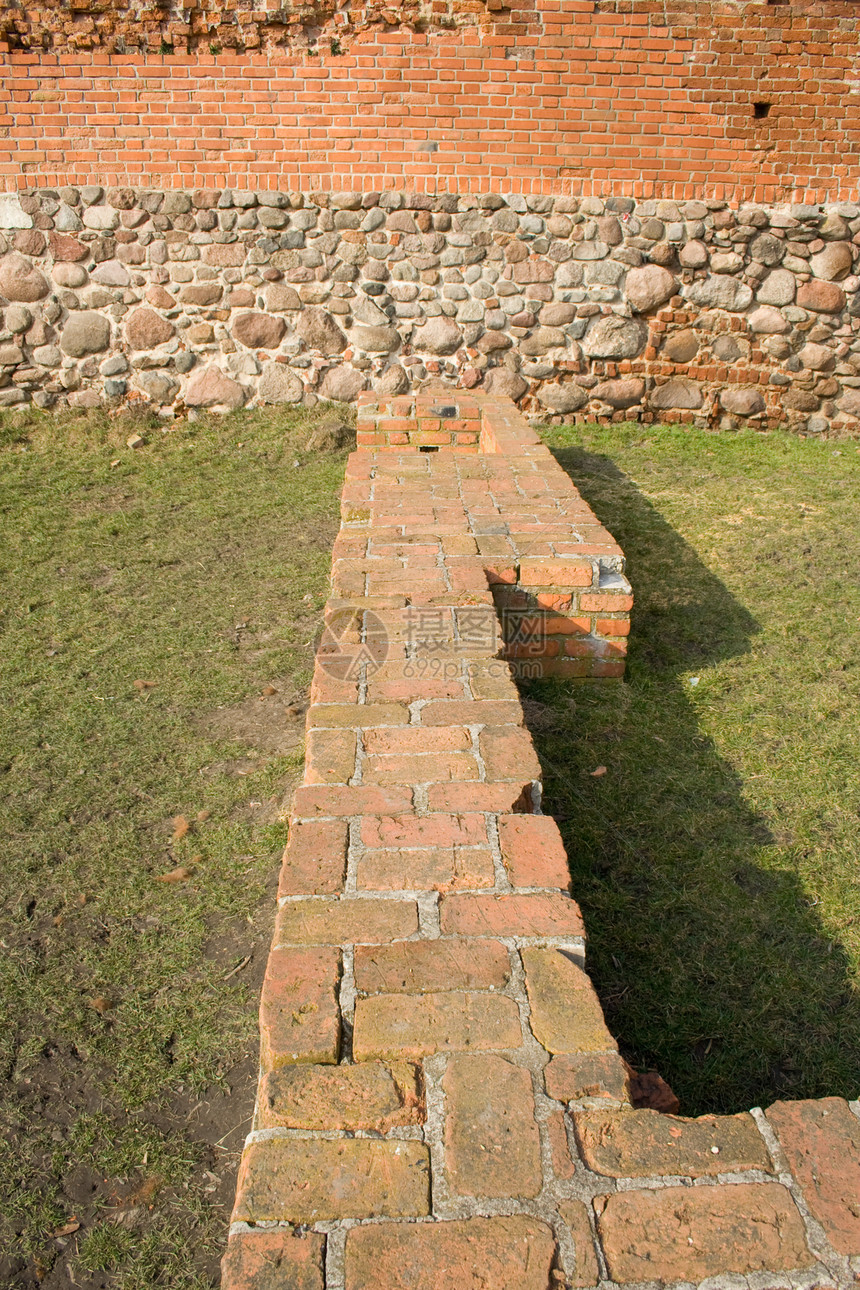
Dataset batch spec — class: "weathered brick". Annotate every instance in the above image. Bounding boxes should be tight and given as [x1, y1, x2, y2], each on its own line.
[478, 725, 542, 781]
[356, 846, 495, 891]
[444, 1054, 542, 1198]
[440, 892, 585, 939]
[233, 1138, 430, 1223]
[221, 1230, 325, 1290]
[362, 751, 479, 784]
[306, 702, 410, 728]
[547, 1109, 576, 1181]
[278, 818, 348, 897]
[363, 725, 472, 754]
[497, 814, 570, 888]
[291, 784, 413, 818]
[361, 812, 488, 849]
[421, 699, 524, 726]
[260, 946, 340, 1069]
[597, 1183, 814, 1282]
[557, 1201, 600, 1288]
[304, 727, 357, 784]
[545, 1052, 630, 1104]
[575, 1107, 772, 1178]
[427, 782, 536, 813]
[522, 948, 616, 1053]
[353, 991, 522, 1060]
[766, 1097, 860, 1255]
[275, 898, 419, 946]
[257, 1060, 423, 1130]
[354, 938, 511, 994]
[519, 560, 594, 587]
[344, 1216, 556, 1290]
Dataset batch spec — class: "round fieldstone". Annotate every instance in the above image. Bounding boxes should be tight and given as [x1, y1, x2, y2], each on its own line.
[296, 308, 348, 355]
[748, 306, 790, 334]
[810, 242, 853, 282]
[749, 233, 784, 266]
[679, 240, 708, 269]
[258, 362, 303, 403]
[60, 311, 111, 357]
[720, 388, 766, 415]
[265, 284, 302, 311]
[319, 364, 368, 401]
[351, 325, 400, 354]
[798, 342, 834, 371]
[583, 315, 646, 359]
[592, 378, 645, 408]
[0, 252, 49, 302]
[538, 382, 589, 413]
[624, 265, 677, 313]
[756, 270, 796, 306]
[232, 312, 287, 349]
[650, 379, 703, 410]
[411, 315, 463, 355]
[4, 304, 32, 334]
[126, 308, 175, 350]
[374, 365, 409, 396]
[91, 260, 130, 287]
[136, 371, 179, 402]
[796, 280, 846, 313]
[184, 364, 246, 410]
[482, 369, 528, 400]
[662, 329, 698, 362]
[686, 277, 753, 311]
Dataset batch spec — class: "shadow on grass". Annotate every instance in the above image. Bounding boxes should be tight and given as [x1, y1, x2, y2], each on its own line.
[522, 446, 860, 1116]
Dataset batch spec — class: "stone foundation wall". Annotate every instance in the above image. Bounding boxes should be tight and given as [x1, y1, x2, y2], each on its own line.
[2, 186, 860, 435]
[222, 395, 860, 1290]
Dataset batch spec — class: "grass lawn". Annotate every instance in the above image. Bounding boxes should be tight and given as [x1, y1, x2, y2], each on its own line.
[0, 405, 348, 1289]
[529, 422, 860, 1116]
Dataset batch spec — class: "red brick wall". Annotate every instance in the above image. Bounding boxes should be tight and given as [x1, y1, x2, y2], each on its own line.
[2, 1, 859, 201]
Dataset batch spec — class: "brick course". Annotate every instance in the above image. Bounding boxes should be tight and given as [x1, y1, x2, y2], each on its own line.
[223, 393, 860, 1289]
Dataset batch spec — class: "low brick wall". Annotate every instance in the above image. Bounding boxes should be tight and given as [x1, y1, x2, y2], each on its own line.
[1, 187, 860, 436]
[222, 394, 860, 1290]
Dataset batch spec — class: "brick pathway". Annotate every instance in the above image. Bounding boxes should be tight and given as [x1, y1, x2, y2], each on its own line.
[222, 395, 860, 1290]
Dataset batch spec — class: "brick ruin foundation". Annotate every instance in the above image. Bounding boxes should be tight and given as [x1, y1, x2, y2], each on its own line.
[220, 393, 860, 1290]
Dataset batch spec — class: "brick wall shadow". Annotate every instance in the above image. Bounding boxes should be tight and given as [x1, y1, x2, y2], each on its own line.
[520, 445, 860, 1117]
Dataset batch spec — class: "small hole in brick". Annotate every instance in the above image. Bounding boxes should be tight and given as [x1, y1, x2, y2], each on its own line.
[430, 405, 458, 419]
[419, 445, 440, 453]
[753, 101, 771, 120]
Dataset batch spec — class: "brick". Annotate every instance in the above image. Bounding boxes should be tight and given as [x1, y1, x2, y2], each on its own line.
[547, 1108, 576, 1181]
[519, 560, 594, 587]
[353, 991, 522, 1060]
[766, 1097, 860, 1255]
[575, 1107, 772, 1178]
[427, 782, 537, 813]
[497, 814, 570, 888]
[233, 1138, 430, 1223]
[221, 1230, 325, 1290]
[597, 1183, 814, 1282]
[421, 699, 524, 726]
[362, 751, 479, 784]
[356, 846, 495, 891]
[557, 1202, 600, 1289]
[278, 819, 348, 897]
[440, 893, 585, 939]
[257, 1060, 423, 1130]
[307, 702, 409, 728]
[354, 938, 511, 994]
[361, 812, 488, 849]
[363, 725, 472, 754]
[545, 1052, 630, 1104]
[259, 946, 340, 1069]
[522, 948, 616, 1053]
[443, 1054, 542, 1198]
[291, 784, 413, 818]
[275, 898, 419, 946]
[344, 1217, 556, 1290]
[304, 727, 357, 784]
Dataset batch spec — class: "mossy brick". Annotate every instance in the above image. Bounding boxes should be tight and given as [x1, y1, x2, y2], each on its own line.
[356, 845, 495, 891]
[257, 1060, 423, 1131]
[354, 937, 512, 994]
[232, 1138, 430, 1223]
[545, 1052, 630, 1104]
[278, 818, 348, 897]
[497, 814, 571, 889]
[443, 1054, 542, 1198]
[766, 1097, 860, 1255]
[596, 1182, 814, 1282]
[291, 784, 413, 818]
[353, 990, 522, 1060]
[304, 727, 357, 785]
[440, 892, 585, 939]
[344, 1216, 556, 1290]
[557, 1201, 601, 1288]
[360, 812, 488, 849]
[275, 897, 418, 946]
[259, 945, 340, 1069]
[574, 1107, 772, 1178]
[221, 1230, 325, 1290]
[522, 948, 616, 1053]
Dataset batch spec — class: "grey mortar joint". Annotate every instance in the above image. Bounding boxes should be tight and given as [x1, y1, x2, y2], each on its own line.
[486, 812, 513, 892]
[416, 891, 441, 937]
[344, 816, 363, 895]
[323, 1221, 349, 1290]
[338, 943, 356, 1063]
[408, 697, 427, 724]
